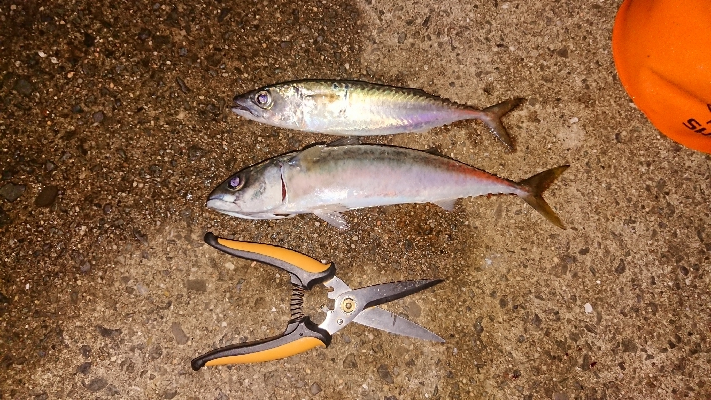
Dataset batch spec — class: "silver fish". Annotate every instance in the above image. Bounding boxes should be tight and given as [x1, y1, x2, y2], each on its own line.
[207, 138, 568, 229]
[231, 80, 524, 151]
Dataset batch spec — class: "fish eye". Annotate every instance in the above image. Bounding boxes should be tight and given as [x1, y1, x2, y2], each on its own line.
[253, 90, 272, 108]
[226, 175, 245, 191]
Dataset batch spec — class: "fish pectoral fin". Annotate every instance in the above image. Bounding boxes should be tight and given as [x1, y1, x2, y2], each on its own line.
[433, 199, 457, 211]
[326, 136, 361, 147]
[313, 210, 349, 230]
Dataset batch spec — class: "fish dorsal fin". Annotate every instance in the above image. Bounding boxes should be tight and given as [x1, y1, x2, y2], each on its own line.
[423, 146, 445, 156]
[433, 199, 457, 211]
[289, 144, 326, 168]
[326, 136, 361, 147]
[313, 210, 349, 229]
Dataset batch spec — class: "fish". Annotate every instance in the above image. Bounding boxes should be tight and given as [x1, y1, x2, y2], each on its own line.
[231, 80, 524, 151]
[207, 138, 569, 229]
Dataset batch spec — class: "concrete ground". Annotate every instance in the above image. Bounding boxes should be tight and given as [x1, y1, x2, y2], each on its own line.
[1, 0, 709, 399]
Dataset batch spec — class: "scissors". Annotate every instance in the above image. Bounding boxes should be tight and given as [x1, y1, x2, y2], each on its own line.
[191, 232, 444, 370]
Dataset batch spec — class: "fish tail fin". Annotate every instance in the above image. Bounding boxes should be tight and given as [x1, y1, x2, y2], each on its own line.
[517, 165, 569, 229]
[477, 98, 525, 152]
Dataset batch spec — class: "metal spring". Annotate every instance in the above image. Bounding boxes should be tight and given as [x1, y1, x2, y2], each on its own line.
[290, 283, 305, 321]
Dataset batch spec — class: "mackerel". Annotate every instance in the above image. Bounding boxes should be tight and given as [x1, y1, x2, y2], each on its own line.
[231, 80, 524, 151]
[207, 139, 568, 229]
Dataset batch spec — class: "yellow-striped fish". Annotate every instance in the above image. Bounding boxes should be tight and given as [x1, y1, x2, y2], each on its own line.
[207, 139, 568, 229]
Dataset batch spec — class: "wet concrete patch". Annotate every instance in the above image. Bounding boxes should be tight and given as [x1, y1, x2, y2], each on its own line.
[0, 0, 366, 396]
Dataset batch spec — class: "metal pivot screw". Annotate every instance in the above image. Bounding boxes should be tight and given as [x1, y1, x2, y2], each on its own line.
[341, 297, 357, 314]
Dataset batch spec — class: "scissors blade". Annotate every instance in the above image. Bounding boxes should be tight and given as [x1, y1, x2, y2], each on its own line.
[353, 307, 444, 343]
[323, 276, 352, 300]
[319, 279, 443, 336]
[349, 279, 443, 310]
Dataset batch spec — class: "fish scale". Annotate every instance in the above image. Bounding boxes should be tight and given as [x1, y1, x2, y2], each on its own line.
[231, 79, 524, 150]
[346, 86, 441, 130]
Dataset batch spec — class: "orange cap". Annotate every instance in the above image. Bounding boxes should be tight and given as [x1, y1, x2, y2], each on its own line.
[612, 0, 711, 154]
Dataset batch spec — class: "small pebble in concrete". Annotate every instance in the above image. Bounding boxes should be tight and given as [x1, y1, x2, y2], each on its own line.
[377, 364, 394, 384]
[622, 338, 638, 353]
[76, 361, 91, 375]
[92, 111, 104, 123]
[309, 382, 322, 396]
[581, 353, 591, 371]
[96, 325, 122, 338]
[34, 185, 58, 207]
[343, 353, 358, 369]
[80, 262, 91, 273]
[186, 279, 207, 292]
[137, 28, 151, 41]
[163, 389, 178, 399]
[83, 32, 96, 48]
[106, 385, 120, 396]
[404, 301, 421, 318]
[176, 77, 190, 93]
[13, 77, 33, 96]
[531, 313, 542, 328]
[171, 322, 188, 345]
[188, 145, 204, 161]
[474, 318, 484, 335]
[0, 183, 26, 203]
[135, 282, 149, 295]
[148, 344, 162, 360]
[584, 303, 593, 314]
[84, 377, 108, 392]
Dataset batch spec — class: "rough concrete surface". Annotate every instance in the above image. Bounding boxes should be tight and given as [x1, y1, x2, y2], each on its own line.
[1, 0, 709, 399]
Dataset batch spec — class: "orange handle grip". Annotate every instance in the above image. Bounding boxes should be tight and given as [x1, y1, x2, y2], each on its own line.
[204, 232, 335, 288]
[216, 238, 330, 273]
[204, 337, 325, 366]
[191, 317, 331, 370]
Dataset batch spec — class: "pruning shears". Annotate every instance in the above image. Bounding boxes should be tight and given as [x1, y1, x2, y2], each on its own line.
[191, 232, 444, 370]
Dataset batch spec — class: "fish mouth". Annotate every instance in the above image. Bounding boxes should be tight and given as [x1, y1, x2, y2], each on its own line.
[206, 198, 291, 220]
[230, 96, 261, 117]
[230, 103, 257, 116]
